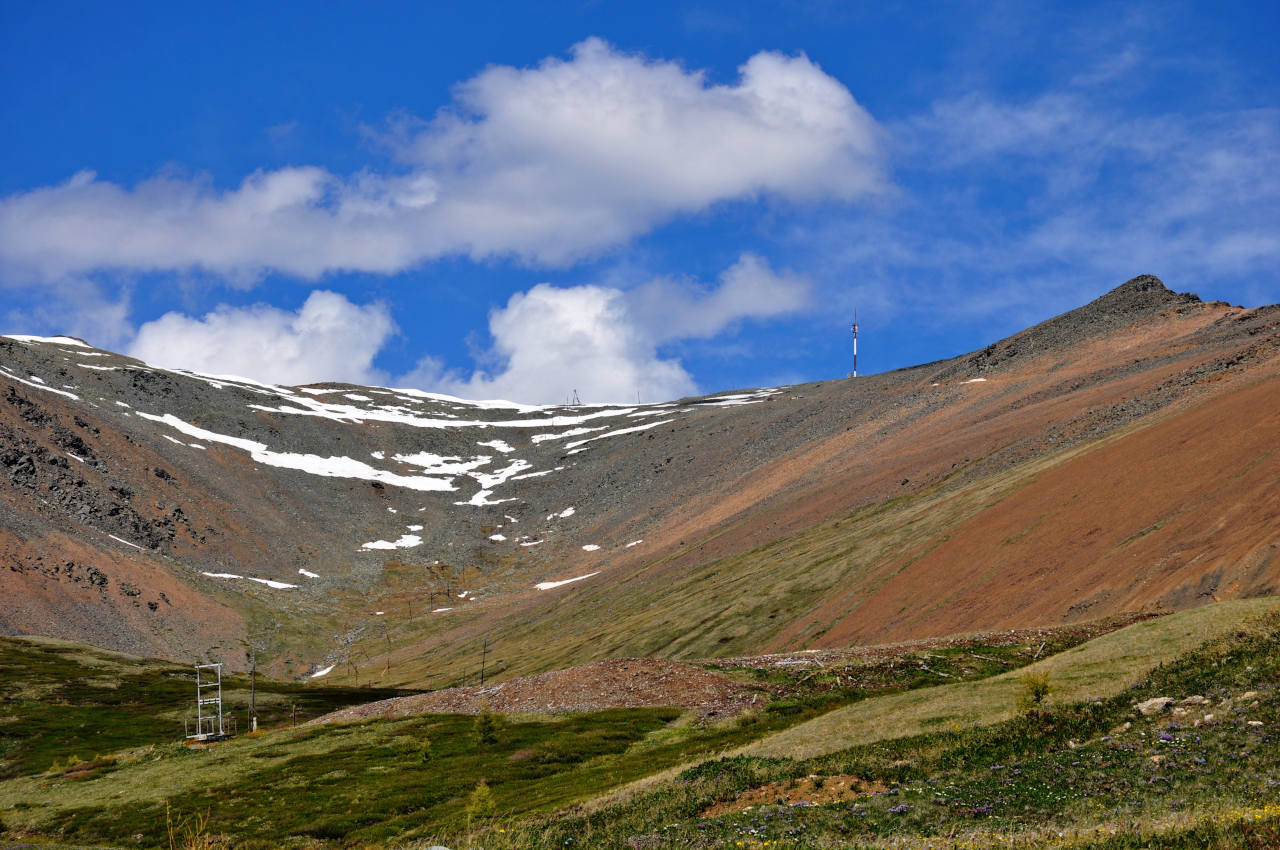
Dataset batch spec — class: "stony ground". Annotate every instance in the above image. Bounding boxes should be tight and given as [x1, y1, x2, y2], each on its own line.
[311, 657, 768, 723]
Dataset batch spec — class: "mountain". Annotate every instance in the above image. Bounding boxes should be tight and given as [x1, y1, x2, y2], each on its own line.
[2, 275, 1277, 685]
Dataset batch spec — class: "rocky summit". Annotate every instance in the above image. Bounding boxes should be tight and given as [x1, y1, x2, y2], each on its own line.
[2, 275, 1278, 686]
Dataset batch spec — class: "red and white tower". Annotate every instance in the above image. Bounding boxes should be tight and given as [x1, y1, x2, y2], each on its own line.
[851, 311, 859, 378]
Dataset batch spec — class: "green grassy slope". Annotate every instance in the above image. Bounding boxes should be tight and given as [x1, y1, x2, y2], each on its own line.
[0, 621, 1117, 847]
[0, 636, 413, 778]
[504, 602, 1280, 850]
[744, 597, 1280, 760]
[2, 602, 1277, 848]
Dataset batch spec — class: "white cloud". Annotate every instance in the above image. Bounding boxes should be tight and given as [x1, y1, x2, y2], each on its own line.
[128, 291, 396, 386]
[626, 253, 811, 342]
[2, 278, 134, 350]
[416, 254, 811, 404]
[803, 97, 1280, 334]
[0, 39, 885, 282]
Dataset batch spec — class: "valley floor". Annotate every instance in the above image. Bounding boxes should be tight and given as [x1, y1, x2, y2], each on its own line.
[2, 599, 1278, 849]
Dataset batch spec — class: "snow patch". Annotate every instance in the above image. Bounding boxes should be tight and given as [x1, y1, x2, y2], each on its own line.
[108, 534, 145, 550]
[477, 439, 515, 453]
[489, 534, 507, 541]
[626, 539, 644, 547]
[3, 334, 90, 347]
[137, 412, 457, 492]
[581, 544, 600, 552]
[563, 419, 672, 449]
[299, 568, 320, 578]
[535, 572, 600, 591]
[200, 571, 297, 589]
[531, 426, 606, 443]
[361, 534, 423, 550]
[310, 664, 335, 679]
[0, 366, 80, 400]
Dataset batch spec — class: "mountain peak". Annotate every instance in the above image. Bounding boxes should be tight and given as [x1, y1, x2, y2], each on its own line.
[952, 275, 1203, 376]
[1088, 274, 1200, 315]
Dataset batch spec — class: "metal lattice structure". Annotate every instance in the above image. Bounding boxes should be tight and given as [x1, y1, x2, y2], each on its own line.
[185, 662, 229, 741]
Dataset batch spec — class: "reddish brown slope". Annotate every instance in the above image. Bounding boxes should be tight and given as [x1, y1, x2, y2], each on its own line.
[815, 372, 1280, 644]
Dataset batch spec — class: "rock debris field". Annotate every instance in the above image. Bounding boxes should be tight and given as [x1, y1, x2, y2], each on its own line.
[310, 658, 764, 725]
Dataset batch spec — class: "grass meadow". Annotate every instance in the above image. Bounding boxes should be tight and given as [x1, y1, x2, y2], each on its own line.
[1, 599, 1277, 848]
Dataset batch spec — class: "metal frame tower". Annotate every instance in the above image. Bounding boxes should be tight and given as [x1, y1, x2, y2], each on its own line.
[186, 662, 228, 741]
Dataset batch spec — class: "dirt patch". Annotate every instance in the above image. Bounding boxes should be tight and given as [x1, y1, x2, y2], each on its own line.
[310, 657, 769, 724]
[701, 775, 887, 816]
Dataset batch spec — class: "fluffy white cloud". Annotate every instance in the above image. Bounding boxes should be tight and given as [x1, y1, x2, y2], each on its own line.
[0, 39, 885, 282]
[3, 278, 134, 350]
[421, 253, 810, 404]
[128, 291, 396, 386]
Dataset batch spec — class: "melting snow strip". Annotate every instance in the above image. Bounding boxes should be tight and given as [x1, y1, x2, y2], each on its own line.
[250, 395, 641, 431]
[299, 568, 320, 578]
[137, 412, 458, 493]
[581, 544, 600, 551]
[201, 571, 297, 589]
[563, 419, 673, 449]
[0, 366, 80, 400]
[535, 572, 600, 591]
[530, 426, 606, 443]
[310, 664, 335, 679]
[108, 534, 145, 550]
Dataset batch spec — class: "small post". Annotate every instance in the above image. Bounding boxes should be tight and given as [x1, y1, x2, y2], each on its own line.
[480, 637, 490, 686]
[384, 621, 392, 676]
[249, 648, 257, 733]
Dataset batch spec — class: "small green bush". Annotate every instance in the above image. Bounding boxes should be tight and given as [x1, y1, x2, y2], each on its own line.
[417, 738, 433, 763]
[474, 712, 502, 746]
[466, 779, 496, 823]
[1015, 671, 1052, 714]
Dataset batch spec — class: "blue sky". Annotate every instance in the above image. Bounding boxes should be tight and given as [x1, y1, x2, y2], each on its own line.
[2, 1, 1277, 403]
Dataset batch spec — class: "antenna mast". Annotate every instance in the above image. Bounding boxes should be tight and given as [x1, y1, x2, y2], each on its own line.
[851, 311, 859, 378]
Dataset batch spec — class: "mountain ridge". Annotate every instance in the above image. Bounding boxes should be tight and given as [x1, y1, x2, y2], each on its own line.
[2, 275, 1277, 685]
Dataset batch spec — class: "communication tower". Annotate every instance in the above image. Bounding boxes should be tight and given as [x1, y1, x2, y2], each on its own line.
[850, 311, 859, 378]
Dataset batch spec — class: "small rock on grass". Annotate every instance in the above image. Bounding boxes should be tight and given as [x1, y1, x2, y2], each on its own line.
[1136, 696, 1175, 716]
